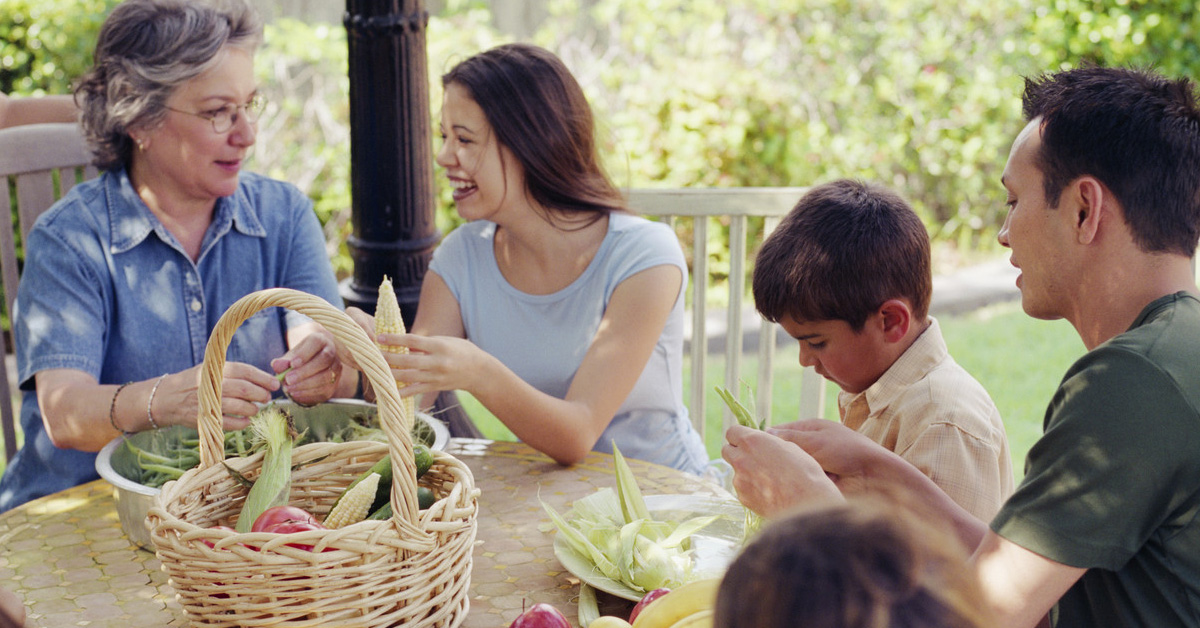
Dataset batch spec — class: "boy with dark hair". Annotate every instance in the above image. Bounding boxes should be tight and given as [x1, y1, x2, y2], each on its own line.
[726, 66, 1200, 627]
[739, 179, 1013, 521]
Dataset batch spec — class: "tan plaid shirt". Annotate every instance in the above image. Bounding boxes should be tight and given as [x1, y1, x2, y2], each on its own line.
[838, 318, 1015, 521]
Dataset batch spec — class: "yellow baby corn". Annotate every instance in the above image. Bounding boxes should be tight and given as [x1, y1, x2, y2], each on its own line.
[324, 472, 381, 528]
[376, 276, 416, 421]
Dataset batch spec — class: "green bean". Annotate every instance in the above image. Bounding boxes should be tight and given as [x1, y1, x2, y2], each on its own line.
[138, 463, 187, 479]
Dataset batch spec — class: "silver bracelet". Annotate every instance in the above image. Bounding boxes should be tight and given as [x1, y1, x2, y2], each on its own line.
[109, 382, 133, 435]
[146, 374, 167, 430]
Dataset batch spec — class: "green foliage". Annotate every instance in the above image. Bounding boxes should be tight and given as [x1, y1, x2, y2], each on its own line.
[6, 0, 1200, 279]
[250, 19, 353, 277]
[0, 0, 118, 95]
[532, 0, 1046, 258]
[1028, 0, 1200, 76]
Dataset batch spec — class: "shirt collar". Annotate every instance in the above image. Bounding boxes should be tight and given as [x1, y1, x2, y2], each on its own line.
[105, 168, 266, 254]
[838, 316, 947, 420]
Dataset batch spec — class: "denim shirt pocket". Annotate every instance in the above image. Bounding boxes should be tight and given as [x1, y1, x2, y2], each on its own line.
[225, 307, 287, 371]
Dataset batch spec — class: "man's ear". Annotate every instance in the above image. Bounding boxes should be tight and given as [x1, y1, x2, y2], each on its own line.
[877, 299, 912, 343]
[1071, 176, 1107, 245]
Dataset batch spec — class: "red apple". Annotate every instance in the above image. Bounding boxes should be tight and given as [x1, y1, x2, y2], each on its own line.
[629, 588, 671, 623]
[200, 525, 238, 549]
[250, 505, 321, 533]
[511, 602, 570, 628]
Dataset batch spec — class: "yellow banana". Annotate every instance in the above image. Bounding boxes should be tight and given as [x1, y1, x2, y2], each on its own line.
[667, 609, 713, 628]
[630, 578, 720, 628]
[589, 617, 634, 628]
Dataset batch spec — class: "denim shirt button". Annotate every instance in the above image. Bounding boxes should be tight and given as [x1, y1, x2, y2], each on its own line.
[190, 299, 202, 312]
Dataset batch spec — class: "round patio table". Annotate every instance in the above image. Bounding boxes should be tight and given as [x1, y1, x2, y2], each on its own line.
[0, 438, 731, 627]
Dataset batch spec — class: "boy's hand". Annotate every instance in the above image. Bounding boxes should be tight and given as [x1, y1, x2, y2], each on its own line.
[722, 424, 842, 517]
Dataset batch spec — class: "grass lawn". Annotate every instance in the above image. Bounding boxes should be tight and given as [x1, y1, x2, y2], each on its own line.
[457, 300, 1087, 480]
[0, 301, 1086, 482]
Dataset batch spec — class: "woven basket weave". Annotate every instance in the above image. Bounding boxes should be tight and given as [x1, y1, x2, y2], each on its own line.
[146, 288, 479, 628]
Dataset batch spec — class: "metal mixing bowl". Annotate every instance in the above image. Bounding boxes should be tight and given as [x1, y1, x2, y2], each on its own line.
[95, 399, 448, 550]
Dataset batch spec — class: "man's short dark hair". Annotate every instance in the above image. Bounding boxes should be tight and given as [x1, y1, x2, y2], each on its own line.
[1023, 66, 1200, 255]
[752, 179, 931, 331]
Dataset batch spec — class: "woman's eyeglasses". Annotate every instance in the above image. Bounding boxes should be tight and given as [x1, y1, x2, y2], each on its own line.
[165, 94, 267, 133]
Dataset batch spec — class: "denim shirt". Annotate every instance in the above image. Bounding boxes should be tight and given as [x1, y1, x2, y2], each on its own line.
[0, 168, 342, 511]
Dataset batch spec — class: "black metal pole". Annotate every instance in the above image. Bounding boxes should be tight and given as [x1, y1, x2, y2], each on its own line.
[341, 0, 437, 326]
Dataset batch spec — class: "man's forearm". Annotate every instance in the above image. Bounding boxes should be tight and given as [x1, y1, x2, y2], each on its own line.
[872, 447, 991, 550]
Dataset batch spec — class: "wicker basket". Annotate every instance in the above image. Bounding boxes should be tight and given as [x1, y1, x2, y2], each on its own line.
[146, 288, 479, 628]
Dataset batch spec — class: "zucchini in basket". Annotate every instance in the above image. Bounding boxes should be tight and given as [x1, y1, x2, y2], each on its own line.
[327, 443, 436, 525]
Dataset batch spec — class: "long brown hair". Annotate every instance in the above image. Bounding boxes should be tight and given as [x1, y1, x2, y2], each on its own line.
[442, 43, 624, 227]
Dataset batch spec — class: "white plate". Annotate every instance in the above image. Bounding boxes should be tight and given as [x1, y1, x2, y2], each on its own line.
[551, 494, 746, 601]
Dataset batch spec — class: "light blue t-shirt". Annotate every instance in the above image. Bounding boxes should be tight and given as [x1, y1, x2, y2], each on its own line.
[430, 212, 708, 475]
[0, 168, 342, 511]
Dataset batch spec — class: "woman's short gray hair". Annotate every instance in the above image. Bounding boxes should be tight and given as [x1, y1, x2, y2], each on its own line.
[75, 0, 263, 170]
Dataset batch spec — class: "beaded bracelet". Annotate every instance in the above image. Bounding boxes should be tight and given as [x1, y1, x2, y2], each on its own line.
[146, 374, 167, 430]
[109, 382, 133, 434]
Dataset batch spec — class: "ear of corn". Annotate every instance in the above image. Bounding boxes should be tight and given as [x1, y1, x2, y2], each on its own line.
[234, 406, 294, 532]
[327, 454, 393, 518]
[324, 471, 381, 528]
[376, 275, 415, 422]
[714, 386, 764, 430]
[712, 386, 766, 540]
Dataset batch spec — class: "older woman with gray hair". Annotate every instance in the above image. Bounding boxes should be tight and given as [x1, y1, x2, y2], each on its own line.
[0, 0, 352, 511]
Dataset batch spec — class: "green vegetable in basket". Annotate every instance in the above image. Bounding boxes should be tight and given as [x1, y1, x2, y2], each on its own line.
[234, 406, 296, 532]
[328, 443, 434, 518]
[364, 486, 437, 520]
[331, 453, 394, 517]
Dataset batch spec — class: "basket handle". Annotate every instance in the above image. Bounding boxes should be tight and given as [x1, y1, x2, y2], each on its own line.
[195, 288, 423, 524]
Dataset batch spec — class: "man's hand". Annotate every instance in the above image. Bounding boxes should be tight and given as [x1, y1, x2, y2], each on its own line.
[722, 424, 842, 516]
[767, 419, 894, 496]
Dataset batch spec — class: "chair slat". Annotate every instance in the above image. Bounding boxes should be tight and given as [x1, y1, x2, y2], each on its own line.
[0, 332, 13, 463]
[15, 171, 57, 240]
[0, 183, 18, 321]
[0, 122, 96, 465]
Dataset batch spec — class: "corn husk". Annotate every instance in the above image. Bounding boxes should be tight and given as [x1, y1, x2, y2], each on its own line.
[542, 444, 722, 593]
[233, 406, 295, 532]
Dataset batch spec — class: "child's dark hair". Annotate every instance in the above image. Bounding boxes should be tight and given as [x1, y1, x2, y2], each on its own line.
[752, 179, 931, 331]
[714, 492, 993, 628]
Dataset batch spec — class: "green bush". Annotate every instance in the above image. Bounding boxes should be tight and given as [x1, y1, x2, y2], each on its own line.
[1029, 0, 1200, 76]
[0, 0, 117, 95]
[6, 0, 1200, 280]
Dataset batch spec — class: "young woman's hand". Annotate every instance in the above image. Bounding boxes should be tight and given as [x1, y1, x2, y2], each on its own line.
[373, 332, 499, 398]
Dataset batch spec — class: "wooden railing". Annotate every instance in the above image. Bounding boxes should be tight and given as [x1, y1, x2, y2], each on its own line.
[627, 188, 827, 442]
